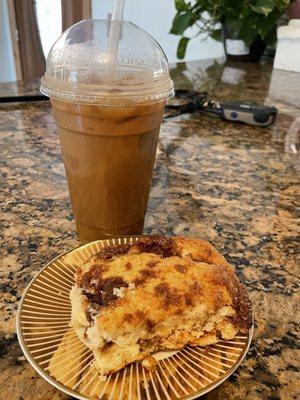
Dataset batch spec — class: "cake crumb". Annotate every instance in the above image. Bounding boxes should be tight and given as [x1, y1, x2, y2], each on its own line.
[142, 356, 157, 372]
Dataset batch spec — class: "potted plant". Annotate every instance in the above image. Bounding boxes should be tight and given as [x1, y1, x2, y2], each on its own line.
[171, 0, 290, 62]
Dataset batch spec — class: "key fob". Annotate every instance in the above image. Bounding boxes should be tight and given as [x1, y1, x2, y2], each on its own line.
[221, 101, 277, 127]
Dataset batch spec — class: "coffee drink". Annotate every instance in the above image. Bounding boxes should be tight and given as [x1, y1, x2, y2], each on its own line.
[51, 99, 165, 242]
[41, 19, 173, 242]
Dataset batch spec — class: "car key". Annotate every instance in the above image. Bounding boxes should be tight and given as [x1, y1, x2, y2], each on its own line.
[165, 90, 278, 127]
[220, 101, 277, 127]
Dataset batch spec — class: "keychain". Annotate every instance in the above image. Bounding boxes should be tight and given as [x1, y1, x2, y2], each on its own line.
[165, 89, 277, 127]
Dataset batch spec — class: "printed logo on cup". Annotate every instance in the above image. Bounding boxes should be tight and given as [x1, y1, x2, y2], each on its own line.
[117, 55, 145, 66]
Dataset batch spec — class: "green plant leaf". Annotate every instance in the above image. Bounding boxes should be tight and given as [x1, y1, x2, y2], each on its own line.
[225, 19, 243, 39]
[170, 13, 191, 35]
[210, 28, 222, 42]
[239, 19, 259, 46]
[250, 0, 275, 16]
[255, 9, 281, 40]
[264, 28, 277, 47]
[175, 0, 188, 11]
[170, 0, 285, 51]
[177, 37, 190, 59]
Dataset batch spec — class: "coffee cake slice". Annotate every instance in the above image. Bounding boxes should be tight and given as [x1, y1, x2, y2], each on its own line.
[70, 236, 252, 376]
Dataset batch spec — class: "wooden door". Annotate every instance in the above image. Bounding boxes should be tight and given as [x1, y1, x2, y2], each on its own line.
[62, 0, 91, 31]
[7, 0, 91, 81]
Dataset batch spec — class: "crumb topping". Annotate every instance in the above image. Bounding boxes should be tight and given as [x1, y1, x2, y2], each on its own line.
[78, 268, 128, 321]
[174, 264, 187, 273]
[133, 235, 176, 258]
[139, 268, 157, 279]
[96, 244, 131, 261]
[123, 313, 134, 323]
[146, 260, 158, 268]
[133, 276, 146, 287]
[146, 319, 155, 331]
[74, 236, 252, 335]
[184, 293, 193, 306]
[189, 281, 202, 296]
[154, 282, 182, 309]
[125, 262, 132, 270]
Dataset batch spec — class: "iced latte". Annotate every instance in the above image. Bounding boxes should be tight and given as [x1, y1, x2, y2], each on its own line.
[41, 19, 174, 242]
[51, 100, 165, 241]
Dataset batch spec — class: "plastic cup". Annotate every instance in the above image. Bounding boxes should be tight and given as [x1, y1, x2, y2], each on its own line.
[41, 20, 174, 243]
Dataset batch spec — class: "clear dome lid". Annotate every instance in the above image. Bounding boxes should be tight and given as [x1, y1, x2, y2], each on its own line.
[40, 19, 174, 105]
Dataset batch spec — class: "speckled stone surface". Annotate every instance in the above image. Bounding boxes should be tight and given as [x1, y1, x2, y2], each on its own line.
[0, 59, 299, 400]
[0, 79, 41, 98]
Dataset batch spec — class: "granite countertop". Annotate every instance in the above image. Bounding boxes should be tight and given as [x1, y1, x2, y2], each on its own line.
[0, 59, 299, 400]
[0, 79, 41, 99]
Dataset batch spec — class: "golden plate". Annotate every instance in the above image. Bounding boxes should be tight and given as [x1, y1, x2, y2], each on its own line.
[17, 236, 253, 399]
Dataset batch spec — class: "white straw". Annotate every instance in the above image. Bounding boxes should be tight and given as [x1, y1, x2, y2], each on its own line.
[106, 0, 125, 78]
[111, 0, 125, 22]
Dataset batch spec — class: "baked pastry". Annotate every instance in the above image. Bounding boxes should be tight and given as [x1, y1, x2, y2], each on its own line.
[70, 236, 252, 376]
